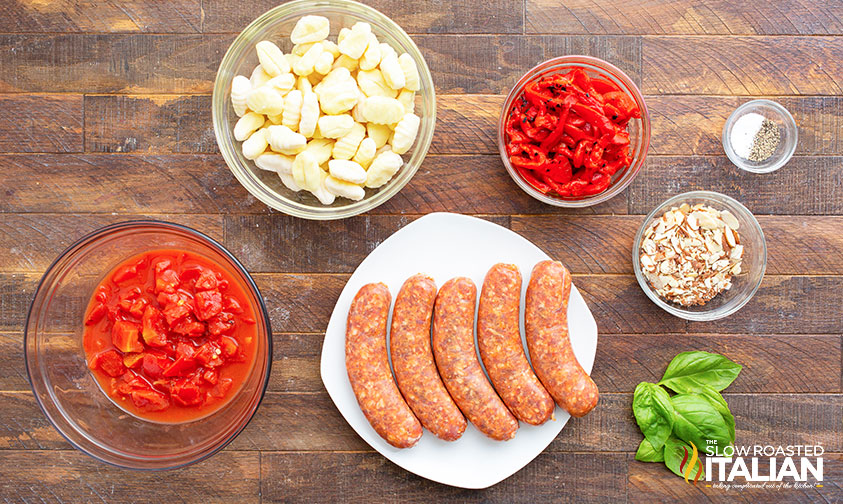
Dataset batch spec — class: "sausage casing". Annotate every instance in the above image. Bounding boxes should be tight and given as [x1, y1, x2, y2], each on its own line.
[525, 261, 599, 418]
[391, 274, 467, 441]
[346, 283, 422, 448]
[432, 277, 518, 441]
[477, 263, 555, 425]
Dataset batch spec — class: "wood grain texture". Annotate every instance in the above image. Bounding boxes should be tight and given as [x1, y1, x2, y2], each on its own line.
[512, 215, 843, 275]
[0, 450, 259, 503]
[649, 96, 843, 155]
[0, 94, 83, 153]
[630, 156, 843, 215]
[0, 34, 232, 93]
[201, 0, 524, 34]
[0, 0, 202, 33]
[85, 94, 216, 153]
[261, 452, 629, 503]
[526, 0, 843, 35]
[643, 36, 843, 95]
[4, 273, 840, 335]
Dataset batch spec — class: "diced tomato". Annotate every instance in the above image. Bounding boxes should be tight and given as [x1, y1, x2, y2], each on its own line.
[163, 355, 197, 378]
[195, 342, 223, 367]
[141, 305, 169, 347]
[131, 388, 170, 412]
[90, 349, 126, 377]
[194, 290, 223, 321]
[123, 352, 144, 369]
[208, 311, 236, 336]
[85, 303, 107, 325]
[162, 300, 192, 326]
[142, 353, 171, 378]
[170, 315, 206, 337]
[202, 368, 219, 385]
[155, 267, 180, 294]
[223, 295, 244, 314]
[194, 269, 218, 291]
[112, 320, 143, 353]
[172, 378, 204, 407]
[210, 378, 233, 399]
[95, 285, 109, 304]
[176, 342, 197, 360]
[128, 297, 149, 318]
[219, 336, 239, 358]
[112, 264, 139, 284]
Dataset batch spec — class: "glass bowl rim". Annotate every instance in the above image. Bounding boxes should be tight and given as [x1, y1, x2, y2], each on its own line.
[497, 54, 651, 208]
[24, 219, 273, 470]
[211, 0, 436, 220]
[632, 190, 767, 321]
[721, 98, 798, 174]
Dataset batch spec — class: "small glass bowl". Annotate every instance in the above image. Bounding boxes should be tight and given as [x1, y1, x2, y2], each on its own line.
[722, 99, 797, 174]
[632, 191, 766, 321]
[212, 0, 436, 220]
[498, 55, 650, 208]
[25, 221, 272, 469]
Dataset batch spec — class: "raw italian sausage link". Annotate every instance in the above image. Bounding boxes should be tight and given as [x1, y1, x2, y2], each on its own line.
[525, 260, 599, 418]
[432, 277, 518, 441]
[391, 274, 467, 441]
[478, 263, 555, 425]
[346, 283, 422, 448]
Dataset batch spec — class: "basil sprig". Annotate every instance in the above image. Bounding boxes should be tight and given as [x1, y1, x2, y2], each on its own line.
[632, 351, 741, 479]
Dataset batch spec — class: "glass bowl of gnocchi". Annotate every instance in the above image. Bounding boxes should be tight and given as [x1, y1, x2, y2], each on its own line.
[212, 0, 435, 219]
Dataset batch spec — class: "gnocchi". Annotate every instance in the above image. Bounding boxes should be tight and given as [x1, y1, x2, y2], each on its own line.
[230, 16, 425, 204]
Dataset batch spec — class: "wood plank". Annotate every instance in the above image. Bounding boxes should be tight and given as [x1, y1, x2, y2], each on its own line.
[417, 34, 641, 94]
[630, 156, 843, 215]
[0, 154, 265, 214]
[222, 214, 510, 274]
[0, 0, 201, 33]
[527, 0, 843, 35]
[0, 450, 259, 503]
[512, 215, 843, 275]
[433, 94, 502, 155]
[260, 451, 628, 503]
[4, 391, 841, 455]
[0, 34, 232, 93]
[643, 36, 843, 95]
[629, 454, 842, 503]
[0, 34, 637, 94]
[0, 214, 223, 272]
[0, 94, 83, 153]
[4, 273, 840, 334]
[649, 96, 843, 156]
[85, 94, 216, 153]
[0, 153, 628, 215]
[201, 0, 524, 34]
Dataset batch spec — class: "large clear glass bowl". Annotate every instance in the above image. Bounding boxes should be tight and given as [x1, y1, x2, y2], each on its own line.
[25, 221, 272, 469]
[212, 0, 436, 219]
[498, 55, 650, 208]
[633, 191, 767, 321]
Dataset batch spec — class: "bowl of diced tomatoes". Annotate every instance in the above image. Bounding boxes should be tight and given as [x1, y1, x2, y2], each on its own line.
[24, 221, 272, 470]
[498, 55, 650, 207]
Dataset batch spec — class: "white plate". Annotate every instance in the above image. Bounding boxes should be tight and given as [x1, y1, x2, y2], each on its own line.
[320, 212, 598, 489]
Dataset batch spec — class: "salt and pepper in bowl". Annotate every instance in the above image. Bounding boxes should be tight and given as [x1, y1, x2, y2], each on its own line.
[722, 99, 797, 173]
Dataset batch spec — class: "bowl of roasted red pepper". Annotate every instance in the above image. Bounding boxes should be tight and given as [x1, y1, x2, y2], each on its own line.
[499, 55, 650, 206]
[24, 221, 272, 469]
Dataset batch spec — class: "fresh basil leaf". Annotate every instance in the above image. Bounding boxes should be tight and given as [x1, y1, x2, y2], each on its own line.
[697, 385, 736, 443]
[659, 351, 742, 392]
[664, 435, 705, 480]
[671, 393, 732, 453]
[632, 382, 674, 450]
[635, 438, 665, 462]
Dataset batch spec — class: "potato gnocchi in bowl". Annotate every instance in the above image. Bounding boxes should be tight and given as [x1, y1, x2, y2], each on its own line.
[229, 14, 422, 206]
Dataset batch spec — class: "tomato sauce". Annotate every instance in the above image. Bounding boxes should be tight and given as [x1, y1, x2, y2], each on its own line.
[83, 249, 258, 423]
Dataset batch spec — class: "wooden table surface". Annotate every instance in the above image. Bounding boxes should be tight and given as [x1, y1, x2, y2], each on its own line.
[1, 1, 842, 502]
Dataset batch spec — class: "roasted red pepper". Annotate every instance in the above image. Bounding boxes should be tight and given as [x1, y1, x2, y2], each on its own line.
[504, 67, 640, 198]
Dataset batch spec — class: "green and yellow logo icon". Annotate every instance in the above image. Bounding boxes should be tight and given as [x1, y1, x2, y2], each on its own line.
[679, 441, 704, 485]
